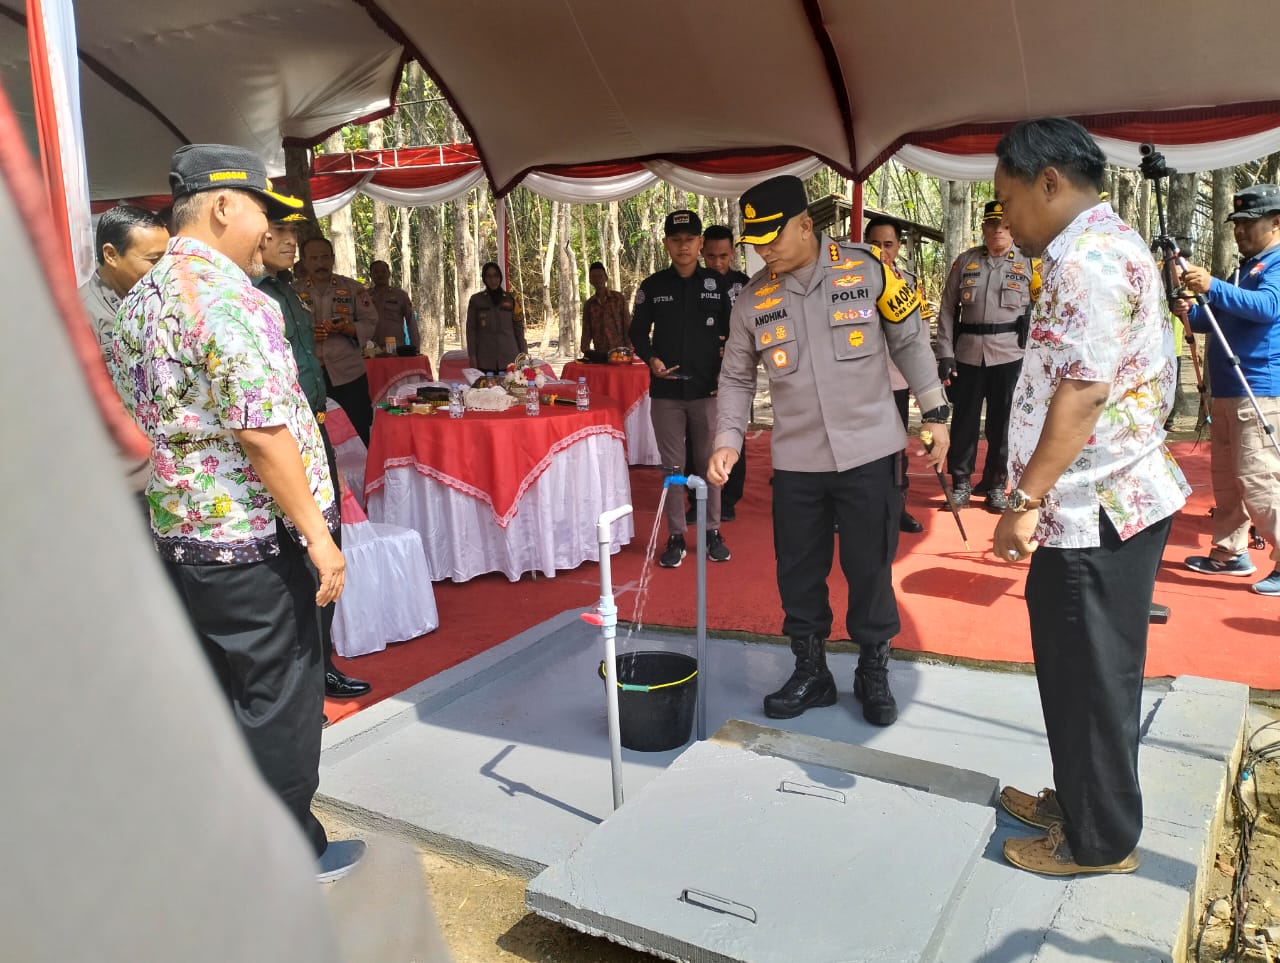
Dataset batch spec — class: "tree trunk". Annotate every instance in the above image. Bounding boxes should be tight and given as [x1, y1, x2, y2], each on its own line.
[557, 202, 578, 353]
[282, 146, 316, 226]
[322, 132, 358, 277]
[540, 199, 559, 348]
[1262, 152, 1280, 186]
[416, 206, 444, 359]
[1211, 168, 1235, 275]
[369, 123, 391, 271]
[1138, 179, 1152, 243]
[1116, 170, 1136, 228]
[942, 180, 969, 273]
[1166, 172, 1197, 258]
[606, 200, 622, 290]
[398, 208, 413, 299]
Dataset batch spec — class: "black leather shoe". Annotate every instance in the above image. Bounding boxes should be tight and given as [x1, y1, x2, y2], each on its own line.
[899, 510, 923, 533]
[854, 641, 898, 726]
[985, 488, 1009, 514]
[764, 636, 838, 719]
[326, 669, 372, 698]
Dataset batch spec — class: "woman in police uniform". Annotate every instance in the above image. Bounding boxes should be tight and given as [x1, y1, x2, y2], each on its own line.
[465, 261, 527, 373]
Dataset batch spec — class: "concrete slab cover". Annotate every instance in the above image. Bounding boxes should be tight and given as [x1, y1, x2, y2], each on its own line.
[527, 740, 996, 963]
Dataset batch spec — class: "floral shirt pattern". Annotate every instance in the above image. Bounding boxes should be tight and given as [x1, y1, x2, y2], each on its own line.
[579, 289, 632, 354]
[1008, 204, 1189, 548]
[108, 236, 336, 564]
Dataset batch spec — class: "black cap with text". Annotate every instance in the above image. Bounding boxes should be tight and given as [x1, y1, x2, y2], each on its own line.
[169, 144, 304, 220]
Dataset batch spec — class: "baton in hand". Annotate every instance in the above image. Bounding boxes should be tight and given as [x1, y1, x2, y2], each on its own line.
[920, 429, 971, 550]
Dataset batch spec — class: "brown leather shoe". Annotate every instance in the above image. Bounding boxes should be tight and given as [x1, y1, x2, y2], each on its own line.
[999, 786, 1064, 830]
[1003, 824, 1139, 877]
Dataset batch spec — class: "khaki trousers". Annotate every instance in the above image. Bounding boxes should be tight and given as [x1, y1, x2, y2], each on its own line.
[1209, 395, 1280, 564]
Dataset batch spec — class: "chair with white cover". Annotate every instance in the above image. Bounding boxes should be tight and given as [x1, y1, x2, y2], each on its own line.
[331, 483, 438, 659]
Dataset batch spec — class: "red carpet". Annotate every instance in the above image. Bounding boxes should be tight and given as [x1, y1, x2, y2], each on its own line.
[327, 432, 1280, 723]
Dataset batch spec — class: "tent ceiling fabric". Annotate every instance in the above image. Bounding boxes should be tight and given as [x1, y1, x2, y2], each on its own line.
[377, 0, 1280, 189]
[0, 0, 403, 199]
[6, 0, 1280, 201]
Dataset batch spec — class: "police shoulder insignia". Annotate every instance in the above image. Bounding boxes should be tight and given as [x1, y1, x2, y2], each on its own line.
[829, 243, 841, 262]
[877, 268, 920, 323]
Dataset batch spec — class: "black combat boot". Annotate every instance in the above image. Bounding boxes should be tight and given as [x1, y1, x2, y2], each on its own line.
[763, 635, 838, 719]
[854, 641, 898, 726]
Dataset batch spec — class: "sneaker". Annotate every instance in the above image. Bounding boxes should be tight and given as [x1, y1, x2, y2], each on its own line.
[1253, 568, 1280, 596]
[1003, 824, 1138, 877]
[943, 480, 971, 510]
[985, 488, 1009, 514]
[316, 838, 367, 883]
[658, 534, 686, 568]
[999, 786, 1063, 830]
[707, 529, 731, 562]
[1184, 553, 1256, 577]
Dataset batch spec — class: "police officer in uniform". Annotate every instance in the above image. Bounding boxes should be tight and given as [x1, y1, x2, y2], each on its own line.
[296, 236, 378, 445]
[935, 201, 1036, 512]
[630, 210, 733, 567]
[466, 260, 527, 373]
[708, 176, 950, 725]
[368, 259, 419, 353]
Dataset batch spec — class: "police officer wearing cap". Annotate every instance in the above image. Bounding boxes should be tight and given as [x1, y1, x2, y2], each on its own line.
[936, 200, 1038, 512]
[630, 209, 734, 567]
[255, 216, 372, 703]
[708, 175, 951, 726]
[1179, 183, 1280, 596]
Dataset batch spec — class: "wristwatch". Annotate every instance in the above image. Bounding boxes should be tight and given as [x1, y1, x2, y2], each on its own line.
[920, 404, 951, 424]
[1007, 488, 1043, 513]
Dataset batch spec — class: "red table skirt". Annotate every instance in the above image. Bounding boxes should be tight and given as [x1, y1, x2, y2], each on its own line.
[365, 398, 626, 526]
[365, 355, 435, 403]
[560, 360, 651, 418]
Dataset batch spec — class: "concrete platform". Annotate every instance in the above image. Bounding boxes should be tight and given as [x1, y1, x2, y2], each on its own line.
[319, 609, 1248, 961]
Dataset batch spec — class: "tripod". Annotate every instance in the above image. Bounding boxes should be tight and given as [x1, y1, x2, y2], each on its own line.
[1140, 143, 1280, 462]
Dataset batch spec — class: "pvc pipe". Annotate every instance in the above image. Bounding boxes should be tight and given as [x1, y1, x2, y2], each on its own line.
[593, 503, 632, 810]
[685, 475, 708, 742]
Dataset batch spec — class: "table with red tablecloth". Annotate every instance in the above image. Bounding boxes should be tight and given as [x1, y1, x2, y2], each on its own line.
[560, 360, 659, 466]
[364, 397, 633, 582]
[437, 349, 556, 386]
[364, 355, 435, 404]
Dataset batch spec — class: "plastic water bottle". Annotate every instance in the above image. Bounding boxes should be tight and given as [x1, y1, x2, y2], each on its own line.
[525, 379, 540, 416]
[448, 382, 464, 419]
[575, 376, 590, 411]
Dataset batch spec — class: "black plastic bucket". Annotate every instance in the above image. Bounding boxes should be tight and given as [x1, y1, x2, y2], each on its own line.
[598, 650, 698, 752]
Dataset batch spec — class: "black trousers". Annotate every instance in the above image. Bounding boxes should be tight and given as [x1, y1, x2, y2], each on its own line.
[318, 419, 341, 675]
[1025, 512, 1173, 865]
[893, 388, 910, 491]
[325, 371, 373, 447]
[947, 358, 1022, 484]
[773, 455, 901, 644]
[164, 520, 328, 857]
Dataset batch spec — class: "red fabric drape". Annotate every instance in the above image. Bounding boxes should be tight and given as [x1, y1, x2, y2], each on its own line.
[25, 0, 73, 264]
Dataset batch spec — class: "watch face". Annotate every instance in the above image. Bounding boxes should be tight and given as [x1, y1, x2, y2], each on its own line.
[1009, 489, 1026, 511]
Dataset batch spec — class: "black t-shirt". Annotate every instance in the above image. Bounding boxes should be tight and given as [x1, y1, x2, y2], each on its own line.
[628, 265, 732, 400]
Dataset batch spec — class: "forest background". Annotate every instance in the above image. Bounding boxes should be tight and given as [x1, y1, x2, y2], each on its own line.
[314, 64, 1280, 363]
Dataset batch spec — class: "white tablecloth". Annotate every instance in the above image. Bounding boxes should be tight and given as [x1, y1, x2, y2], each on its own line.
[623, 393, 659, 466]
[331, 520, 438, 658]
[366, 432, 634, 582]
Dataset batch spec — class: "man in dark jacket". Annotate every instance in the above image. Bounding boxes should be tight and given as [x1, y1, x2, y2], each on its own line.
[630, 210, 733, 567]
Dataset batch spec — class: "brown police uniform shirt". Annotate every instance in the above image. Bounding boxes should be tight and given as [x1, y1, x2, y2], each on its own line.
[935, 245, 1035, 367]
[295, 273, 378, 386]
[465, 288, 527, 372]
[715, 235, 946, 473]
[370, 284, 418, 351]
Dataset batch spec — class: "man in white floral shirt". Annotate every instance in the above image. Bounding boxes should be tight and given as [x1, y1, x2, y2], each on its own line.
[108, 144, 360, 880]
[989, 119, 1189, 877]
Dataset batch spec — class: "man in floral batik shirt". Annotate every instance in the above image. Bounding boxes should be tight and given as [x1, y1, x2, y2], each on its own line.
[989, 119, 1189, 877]
[108, 144, 360, 880]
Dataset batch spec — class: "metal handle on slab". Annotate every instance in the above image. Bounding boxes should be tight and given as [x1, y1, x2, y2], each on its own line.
[778, 780, 847, 804]
[680, 888, 758, 924]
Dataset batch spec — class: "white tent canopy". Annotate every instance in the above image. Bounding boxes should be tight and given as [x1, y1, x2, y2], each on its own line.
[5, 0, 1280, 201]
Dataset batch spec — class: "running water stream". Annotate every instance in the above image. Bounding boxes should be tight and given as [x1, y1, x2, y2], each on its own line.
[625, 484, 669, 642]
